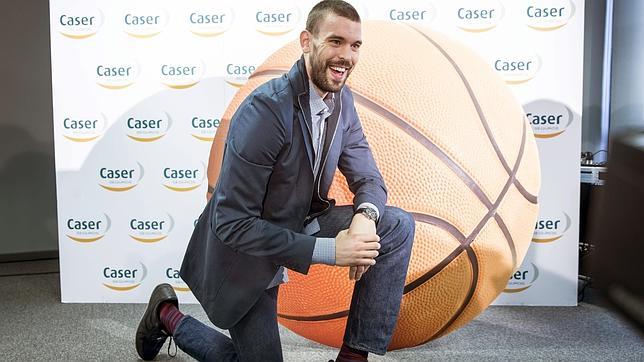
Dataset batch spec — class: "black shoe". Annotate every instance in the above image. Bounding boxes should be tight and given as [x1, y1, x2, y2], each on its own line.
[135, 283, 179, 360]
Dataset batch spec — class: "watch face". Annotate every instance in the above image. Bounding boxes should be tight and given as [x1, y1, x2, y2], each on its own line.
[358, 208, 377, 222]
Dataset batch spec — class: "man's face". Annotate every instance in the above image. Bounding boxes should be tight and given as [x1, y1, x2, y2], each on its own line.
[304, 14, 362, 94]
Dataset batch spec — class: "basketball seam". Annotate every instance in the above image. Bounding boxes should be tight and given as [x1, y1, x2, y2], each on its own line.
[423, 121, 527, 342]
[350, 93, 520, 272]
[408, 24, 538, 206]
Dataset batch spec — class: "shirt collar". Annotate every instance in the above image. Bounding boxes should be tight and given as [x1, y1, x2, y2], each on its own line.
[308, 80, 335, 117]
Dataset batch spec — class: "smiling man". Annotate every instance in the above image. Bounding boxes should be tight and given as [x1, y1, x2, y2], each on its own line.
[135, 1, 414, 361]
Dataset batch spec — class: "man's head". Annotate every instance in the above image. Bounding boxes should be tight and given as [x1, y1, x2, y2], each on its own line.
[300, 0, 362, 95]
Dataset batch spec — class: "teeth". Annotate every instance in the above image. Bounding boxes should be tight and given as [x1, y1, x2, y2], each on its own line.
[330, 66, 346, 73]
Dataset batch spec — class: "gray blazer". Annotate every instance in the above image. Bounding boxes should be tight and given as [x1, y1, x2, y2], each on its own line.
[180, 57, 387, 329]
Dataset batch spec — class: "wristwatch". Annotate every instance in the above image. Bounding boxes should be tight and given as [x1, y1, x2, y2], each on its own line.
[354, 207, 378, 224]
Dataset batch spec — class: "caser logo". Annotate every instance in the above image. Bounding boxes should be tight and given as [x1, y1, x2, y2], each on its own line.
[95, 61, 140, 89]
[102, 262, 147, 291]
[387, 4, 434, 24]
[125, 111, 172, 142]
[225, 63, 257, 88]
[98, 162, 144, 192]
[492, 53, 541, 84]
[187, 7, 234, 37]
[162, 163, 205, 192]
[255, 2, 301, 36]
[61, 113, 107, 142]
[65, 213, 111, 243]
[160, 61, 205, 89]
[122, 8, 169, 38]
[524, 99, 574, 139]
[57, 9, 104, 39]
[165, 267, 190, 292]
[533, 211, 571, 243]
[190, 116, 221, 141]
[454, 0, 504, 32]
[504, 262, 539, 293]
[524, 0, 575, 31]
[128, 213, 174, 243]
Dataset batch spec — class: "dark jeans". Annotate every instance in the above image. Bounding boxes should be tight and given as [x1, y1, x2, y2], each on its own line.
[173, 205, 415, 361]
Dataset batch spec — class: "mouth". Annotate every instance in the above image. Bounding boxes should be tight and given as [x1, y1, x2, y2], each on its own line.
[328, 65, 349, 82]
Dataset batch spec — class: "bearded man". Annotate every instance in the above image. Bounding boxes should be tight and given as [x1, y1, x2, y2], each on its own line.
[135, 1, 414, 361]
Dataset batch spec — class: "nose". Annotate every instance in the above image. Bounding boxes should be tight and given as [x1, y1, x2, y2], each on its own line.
[339, 44, 354, 64]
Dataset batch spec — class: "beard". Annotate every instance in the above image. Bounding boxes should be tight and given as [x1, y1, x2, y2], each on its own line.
[309, 43, 353, 93]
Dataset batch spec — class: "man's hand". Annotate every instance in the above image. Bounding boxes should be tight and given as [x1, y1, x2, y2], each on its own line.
[349, 265, 369, 281]
[334, 229, 380, 267]
[347, 212, 378, 280]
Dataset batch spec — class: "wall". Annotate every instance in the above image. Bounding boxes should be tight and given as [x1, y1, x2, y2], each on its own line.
[0, 0, 58, 260]
[610, 0, 644, 140]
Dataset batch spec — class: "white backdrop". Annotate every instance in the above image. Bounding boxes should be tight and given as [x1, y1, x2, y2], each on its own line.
[50, 0, 583, 306]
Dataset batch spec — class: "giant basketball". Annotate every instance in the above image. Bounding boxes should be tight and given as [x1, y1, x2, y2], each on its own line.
[215, 21, 540, 349]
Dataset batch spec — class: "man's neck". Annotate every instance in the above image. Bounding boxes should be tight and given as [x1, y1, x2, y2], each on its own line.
[311, 82, 328, 99]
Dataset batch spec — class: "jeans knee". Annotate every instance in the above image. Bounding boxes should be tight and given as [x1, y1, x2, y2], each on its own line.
[383, 207, 415, 241]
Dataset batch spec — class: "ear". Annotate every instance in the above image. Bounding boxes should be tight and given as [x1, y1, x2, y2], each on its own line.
[300, 30, 311, 53]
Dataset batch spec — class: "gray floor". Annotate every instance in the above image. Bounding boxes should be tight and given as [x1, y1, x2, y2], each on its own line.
[0, 259, 642, 361]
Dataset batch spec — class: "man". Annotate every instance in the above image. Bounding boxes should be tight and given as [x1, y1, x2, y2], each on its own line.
[135, 1, 414, 361]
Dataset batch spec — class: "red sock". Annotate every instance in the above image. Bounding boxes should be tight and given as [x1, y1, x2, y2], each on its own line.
[336, 343, 368, 362]
[159, 302, 184, 335]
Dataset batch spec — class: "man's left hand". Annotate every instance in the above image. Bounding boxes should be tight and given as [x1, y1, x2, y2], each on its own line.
[349, 265, 369, 280]
[348, 212, 378, 281]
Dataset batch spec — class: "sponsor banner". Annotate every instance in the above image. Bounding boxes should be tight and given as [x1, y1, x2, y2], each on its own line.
[121, 8, 169, 38]
[504, 261, 540, 294]
[523, 0, 575, 31]
[97, 162, 144, 192]
[254, 0, 301, 36]
[533, 211, 572, 244]
[164, 266, 191, 292]
[123, 111, 172, 142]
[189, 115, 222, 142]
[224, 62, 257, 88]
[453, 0, 504, 32]
[95, 61, 140, 90]
[56, 8, 103, 39]
[51, 0, 583, 306]
[128, 212, 174, 243]
[60, 113, 107, 142]
[524, 99, 574, 139]
[102, 261, 147, 292]
[64, 213, 111, 243]
[159, 60, 206, 89]
[492, 52, 542, 85]
[161, 162, 206, 192]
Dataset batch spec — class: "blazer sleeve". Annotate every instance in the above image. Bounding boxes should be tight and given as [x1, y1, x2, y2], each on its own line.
[337, 100, 388, 218]
[211, 93, 316, 274]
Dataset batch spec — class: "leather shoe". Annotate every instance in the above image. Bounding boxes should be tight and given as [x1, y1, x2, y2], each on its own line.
[135, 283, 178, 360]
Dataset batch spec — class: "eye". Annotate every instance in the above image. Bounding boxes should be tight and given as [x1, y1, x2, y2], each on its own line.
[330, 39, 341, 46]
[352, 43, 361, 50]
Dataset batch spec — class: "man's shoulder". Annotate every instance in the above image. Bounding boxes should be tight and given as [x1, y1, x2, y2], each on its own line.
[247, 74, 295, 109]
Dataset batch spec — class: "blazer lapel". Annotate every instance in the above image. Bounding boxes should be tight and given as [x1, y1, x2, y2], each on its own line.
[296, 93, 315, 172]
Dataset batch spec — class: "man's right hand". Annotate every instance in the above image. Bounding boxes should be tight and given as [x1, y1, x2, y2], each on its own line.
[334, 229, 380, 267]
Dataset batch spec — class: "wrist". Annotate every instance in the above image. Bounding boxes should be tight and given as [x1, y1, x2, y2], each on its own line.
[354, 206, 378, 224]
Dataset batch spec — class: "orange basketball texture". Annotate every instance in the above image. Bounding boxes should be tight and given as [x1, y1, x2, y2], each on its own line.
[217, 21, 540, 349]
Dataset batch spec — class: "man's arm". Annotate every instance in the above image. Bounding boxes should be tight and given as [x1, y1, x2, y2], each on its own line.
[338, 97, 388, 280]
[211, 94, 317, 274]
[337, 99, 388, 218]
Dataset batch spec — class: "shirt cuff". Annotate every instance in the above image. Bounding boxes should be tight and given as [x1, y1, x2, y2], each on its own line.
[357, 202, 380, 221]
[312, 237, 335, 265]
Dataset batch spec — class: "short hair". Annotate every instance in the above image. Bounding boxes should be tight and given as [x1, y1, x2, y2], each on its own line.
[306, 0, 361, 36]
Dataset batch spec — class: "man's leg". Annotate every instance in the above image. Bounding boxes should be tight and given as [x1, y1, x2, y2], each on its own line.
[173, 285, 283, 362]
[138, 285, 282, 361]
[316, 205, 415, 356]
